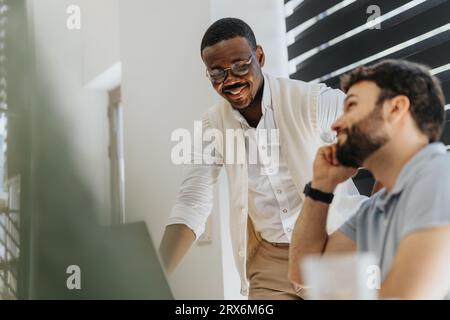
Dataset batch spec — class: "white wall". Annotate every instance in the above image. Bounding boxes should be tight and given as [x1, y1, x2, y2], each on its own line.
[81, 0, 121, 90]
[29, 0, 112, 224]
[119, 0, 225, 299]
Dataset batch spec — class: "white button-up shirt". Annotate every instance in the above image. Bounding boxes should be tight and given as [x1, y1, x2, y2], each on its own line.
[230, 75, 344, 243]
[168, 75, 350, 242]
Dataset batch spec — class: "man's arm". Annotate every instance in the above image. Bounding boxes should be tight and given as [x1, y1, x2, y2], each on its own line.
[159, 161, 222, 274]
[159, 224, 196, 274]
[316, 86, 345, 140]
[380, 226, 450, 299]
[324, 230, 357, 254]
[380, 160, 450, 299]
[288, 196, 356, 285]
[159, 113, 223, 274]
[288, 145, 358, 286]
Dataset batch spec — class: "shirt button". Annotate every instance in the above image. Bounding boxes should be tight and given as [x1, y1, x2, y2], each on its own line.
[239, 250, 245, 258]
[287, 228, 292, 233]
[282, 209, 288, 213]
[277, 189, 282, 194]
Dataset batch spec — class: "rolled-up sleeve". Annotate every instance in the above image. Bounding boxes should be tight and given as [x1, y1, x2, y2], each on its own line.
[167, 164, 222, 239]
[317, 87, 345, 143]
[167, 113, 223, 239]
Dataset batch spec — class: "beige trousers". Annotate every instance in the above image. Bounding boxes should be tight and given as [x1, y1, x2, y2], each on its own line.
[246, 239, 304, 300]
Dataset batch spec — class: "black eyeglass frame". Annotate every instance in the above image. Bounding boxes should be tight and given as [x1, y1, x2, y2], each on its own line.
[205, 55, 253, 84]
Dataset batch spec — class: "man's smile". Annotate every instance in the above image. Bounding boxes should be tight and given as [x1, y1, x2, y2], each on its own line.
[223, 82, 250, 99]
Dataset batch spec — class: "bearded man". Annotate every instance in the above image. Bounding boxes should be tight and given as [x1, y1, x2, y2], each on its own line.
[288, 59, 450, 300]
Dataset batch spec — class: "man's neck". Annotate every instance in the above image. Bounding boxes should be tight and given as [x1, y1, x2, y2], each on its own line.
[239, 103, 262, 128]
[365, 135, 428, 192]
[238, 79, 264, 128]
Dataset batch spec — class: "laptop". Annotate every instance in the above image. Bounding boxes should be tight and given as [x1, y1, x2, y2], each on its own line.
[80, 221, 174, 299]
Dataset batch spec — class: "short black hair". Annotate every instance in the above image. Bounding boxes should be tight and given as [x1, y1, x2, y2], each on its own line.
[200, 18, 257, 55]
[340, 59, 446, 142]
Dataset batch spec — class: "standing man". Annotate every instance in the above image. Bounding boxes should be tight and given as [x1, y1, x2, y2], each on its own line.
[160, 18, 365, 299]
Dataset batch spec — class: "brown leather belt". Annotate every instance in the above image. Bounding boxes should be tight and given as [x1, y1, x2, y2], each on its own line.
[262, 238, 290, 248]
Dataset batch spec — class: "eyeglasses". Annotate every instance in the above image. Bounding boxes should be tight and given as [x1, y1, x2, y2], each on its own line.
[206, 56, 253, 84]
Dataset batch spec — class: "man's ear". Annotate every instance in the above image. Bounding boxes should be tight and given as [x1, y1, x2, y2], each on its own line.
[386, 95, 410, 124]
[256, 45, 265, 68]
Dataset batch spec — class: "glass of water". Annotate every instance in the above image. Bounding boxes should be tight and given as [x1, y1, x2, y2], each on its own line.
[301, 252, 379, 300]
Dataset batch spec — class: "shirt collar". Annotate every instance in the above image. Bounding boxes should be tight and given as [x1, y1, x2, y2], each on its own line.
[261, 73, 272, 113]
[375, 142, 447, 212]
[231, 73, 271, 126]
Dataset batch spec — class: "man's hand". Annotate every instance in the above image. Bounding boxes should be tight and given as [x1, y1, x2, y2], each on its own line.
[312, 144, 358, 193]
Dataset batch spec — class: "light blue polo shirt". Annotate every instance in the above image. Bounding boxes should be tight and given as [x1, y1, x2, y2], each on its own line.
[340, 142, 450, 299]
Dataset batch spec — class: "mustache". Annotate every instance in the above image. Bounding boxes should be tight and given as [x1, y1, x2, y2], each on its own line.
[336, 128, 349, 137]
[223, 82, 248, 91]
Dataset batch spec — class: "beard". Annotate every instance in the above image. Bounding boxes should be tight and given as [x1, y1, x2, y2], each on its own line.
[336, 107, 389, 168]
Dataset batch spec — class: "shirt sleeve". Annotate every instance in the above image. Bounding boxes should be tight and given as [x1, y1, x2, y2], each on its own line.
[399, 158, 450, 240]
[327, 178, 368, 234]
[167, 113, 223, 240]
[339, 209, 358, 241]
[338, 196, 373, 241]
[316, 86, 346, 143]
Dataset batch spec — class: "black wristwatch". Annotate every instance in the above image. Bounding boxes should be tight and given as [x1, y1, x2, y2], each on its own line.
[303, 181, 334, 204]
